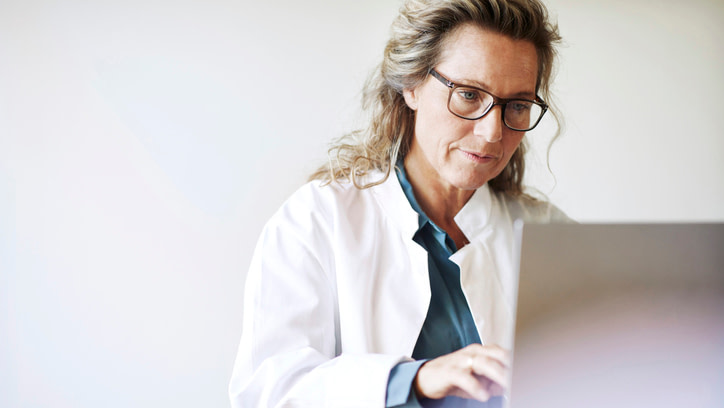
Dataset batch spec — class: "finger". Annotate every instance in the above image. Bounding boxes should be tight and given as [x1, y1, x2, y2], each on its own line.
[461, 344, 511, 368]
[470, 355, 510, 390]
[487, 380, 506, 397]
[477, 344, 512, 368]
[451, 370, 492, 402]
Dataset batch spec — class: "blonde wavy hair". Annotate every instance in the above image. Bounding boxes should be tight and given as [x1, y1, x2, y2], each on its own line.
[309, 0, 562, 195]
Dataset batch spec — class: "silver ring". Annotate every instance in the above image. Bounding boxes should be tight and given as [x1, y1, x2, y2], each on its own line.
[467, 356, 474, 373]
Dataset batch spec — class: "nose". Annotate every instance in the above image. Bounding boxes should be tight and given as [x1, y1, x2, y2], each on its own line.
[473, 104, 504, 143]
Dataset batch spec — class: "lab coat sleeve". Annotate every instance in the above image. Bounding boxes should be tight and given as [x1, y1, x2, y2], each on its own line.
[229, 185, 407, 408]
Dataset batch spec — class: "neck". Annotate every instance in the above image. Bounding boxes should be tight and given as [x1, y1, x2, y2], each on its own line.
[403, 154, 474, 238]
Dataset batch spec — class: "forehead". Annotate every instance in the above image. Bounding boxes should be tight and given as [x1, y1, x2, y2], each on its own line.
[436, 24, 538, 97]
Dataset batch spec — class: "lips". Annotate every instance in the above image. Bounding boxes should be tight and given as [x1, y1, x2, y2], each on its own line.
[460, 149, 499, 163]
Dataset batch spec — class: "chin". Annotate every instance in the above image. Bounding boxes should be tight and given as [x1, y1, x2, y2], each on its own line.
[449, 170, 495, 191]
[451, 177, 489, 191]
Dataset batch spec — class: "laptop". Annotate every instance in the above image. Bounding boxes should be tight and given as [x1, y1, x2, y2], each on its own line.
[508, 223, 724, 408]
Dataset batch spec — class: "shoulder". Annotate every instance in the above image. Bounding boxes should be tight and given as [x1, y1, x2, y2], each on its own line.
[495, 192, 574, 224]
[283, 175, 382, 212]
[255, 172, 403, 274]
[269, 172, 392, 230]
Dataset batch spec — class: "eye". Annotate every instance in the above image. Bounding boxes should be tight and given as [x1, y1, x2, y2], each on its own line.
[509, 101, 532, 113]
[456, 89, 480, 102]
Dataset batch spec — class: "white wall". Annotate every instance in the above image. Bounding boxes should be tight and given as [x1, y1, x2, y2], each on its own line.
[1, 0, 722, 407]
[534, 0, 724, 222]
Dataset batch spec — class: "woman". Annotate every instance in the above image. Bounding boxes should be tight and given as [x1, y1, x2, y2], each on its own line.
[230, 0, 570, 406]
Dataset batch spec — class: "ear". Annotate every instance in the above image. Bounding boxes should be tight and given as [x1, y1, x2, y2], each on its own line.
[402, 88, 418, 111]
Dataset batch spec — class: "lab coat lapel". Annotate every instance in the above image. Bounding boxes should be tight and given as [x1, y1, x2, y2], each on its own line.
[451, 186, 516, 349]
[371, 172, 431, 356]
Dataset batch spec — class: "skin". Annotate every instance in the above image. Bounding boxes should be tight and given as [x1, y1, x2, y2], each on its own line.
[414, 344, 511, 401]
[402, 24, 538, 401]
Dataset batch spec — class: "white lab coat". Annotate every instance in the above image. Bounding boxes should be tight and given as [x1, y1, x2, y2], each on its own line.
[229, 171, 570, 408]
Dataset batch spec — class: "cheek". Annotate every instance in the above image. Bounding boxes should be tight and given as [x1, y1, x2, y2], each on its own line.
[504, 132, 525, 153]
[415, 104, 465, 147]
[499, 133, 525, 165]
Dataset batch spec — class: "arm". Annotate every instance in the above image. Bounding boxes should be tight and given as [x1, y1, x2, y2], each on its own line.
[229, 195, 406, 407]
[387, 361, 426, 407]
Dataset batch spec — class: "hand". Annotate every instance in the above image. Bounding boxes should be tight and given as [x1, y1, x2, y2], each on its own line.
[413, 344, 510, 402]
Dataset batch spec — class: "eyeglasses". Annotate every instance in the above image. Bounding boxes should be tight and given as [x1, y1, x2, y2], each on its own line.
[429, 69, 548, 132]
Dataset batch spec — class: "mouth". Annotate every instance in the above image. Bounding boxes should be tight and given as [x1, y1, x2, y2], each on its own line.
[461, 149, 499, 163]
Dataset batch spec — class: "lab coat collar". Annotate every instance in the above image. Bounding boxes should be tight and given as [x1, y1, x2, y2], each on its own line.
[370, 168, 510, 347]
[372, 168, 496, 243]
[370, 169, 420, 241]
[454, 183, 494, 241]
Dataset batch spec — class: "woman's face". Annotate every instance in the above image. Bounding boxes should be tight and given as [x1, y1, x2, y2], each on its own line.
[403, 24, 539, 194]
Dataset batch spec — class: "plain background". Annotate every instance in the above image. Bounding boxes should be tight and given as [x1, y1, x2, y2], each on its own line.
[1, 0, 723, 406]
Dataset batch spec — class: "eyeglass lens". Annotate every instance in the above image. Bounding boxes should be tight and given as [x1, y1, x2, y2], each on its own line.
[449, 87, 543, 131]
